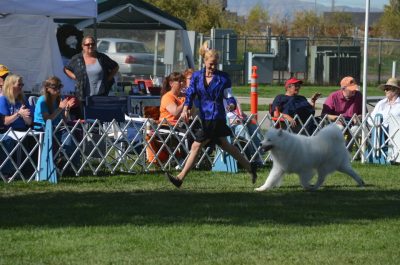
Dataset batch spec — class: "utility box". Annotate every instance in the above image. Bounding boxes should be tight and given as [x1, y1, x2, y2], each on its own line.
[245, 52, 275, 84]
[288, 38, 307, 73]
[309, 45, 361, 85]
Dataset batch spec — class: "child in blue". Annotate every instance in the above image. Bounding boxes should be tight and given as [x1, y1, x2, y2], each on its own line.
[33, 76, 78, 171]
[33, 77, 75, 130]
[165, 47, 257, 188]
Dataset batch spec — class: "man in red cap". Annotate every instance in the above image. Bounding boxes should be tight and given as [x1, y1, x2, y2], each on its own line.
[271, 77, 321, 133]
[322, 76, 362, 127]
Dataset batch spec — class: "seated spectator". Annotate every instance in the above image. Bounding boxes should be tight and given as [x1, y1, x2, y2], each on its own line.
[0, 64, 10, 95]
[33, 76, 79, 170]
[33, 76, 76, 129]
[370, 77, 400, 126]
[0, 74, 32, 177]
[145, 72, 186, 165]
[271, 77, 321, 134]
[369, 78, 400, 163]
[1, 114, 15, 178]
[0, 74, 32, 131]
[224, 97, 263, 163]
[0, 114, 4, 132]
[159, 72, 185, 126]
[321, 76, 362, 142]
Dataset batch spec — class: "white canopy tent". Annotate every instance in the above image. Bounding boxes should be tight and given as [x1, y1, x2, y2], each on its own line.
[0, 0, 97, 18]
[69, 0, 195, 73]
[0, 0, 97, 94]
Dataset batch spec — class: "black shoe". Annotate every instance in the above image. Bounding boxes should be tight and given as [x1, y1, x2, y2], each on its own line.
[250, 162, 258, 184]
[165, 172, 183, 188]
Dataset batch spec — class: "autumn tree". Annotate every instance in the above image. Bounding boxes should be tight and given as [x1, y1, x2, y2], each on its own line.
[378, 0, 400, 38]
[240, 4, 269, 35]
[189, 4, 224, 33]
[148, 0, 224, 33]
[323, 12, 354, 36]
[291, 11, 324, 37]
[270, 15, 290, 36]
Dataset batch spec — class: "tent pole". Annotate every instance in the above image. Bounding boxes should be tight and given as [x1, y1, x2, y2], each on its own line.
[153, 31, 159, 77]
[93, 18, 97, 40]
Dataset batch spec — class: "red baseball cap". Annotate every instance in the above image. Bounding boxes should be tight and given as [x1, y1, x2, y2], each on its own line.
[285, 77, 303, 88]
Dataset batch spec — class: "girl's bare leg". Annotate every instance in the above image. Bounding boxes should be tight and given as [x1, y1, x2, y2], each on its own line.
[218, 137, 250, 170]
[177, 139, 210, 181]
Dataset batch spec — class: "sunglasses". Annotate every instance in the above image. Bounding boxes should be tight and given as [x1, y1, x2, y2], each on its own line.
[83, 43, 96, 47]
[384, 87, 395, 92]
[48, 84, 63, 89]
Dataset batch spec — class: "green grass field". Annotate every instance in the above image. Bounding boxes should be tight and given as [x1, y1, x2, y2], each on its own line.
[1, 163, 399, 265]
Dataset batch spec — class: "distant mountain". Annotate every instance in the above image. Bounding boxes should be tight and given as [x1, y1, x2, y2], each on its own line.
[227, 0, 383, 18]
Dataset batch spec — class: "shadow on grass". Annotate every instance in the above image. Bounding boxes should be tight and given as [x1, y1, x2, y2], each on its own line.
[1, 189, 399, 228]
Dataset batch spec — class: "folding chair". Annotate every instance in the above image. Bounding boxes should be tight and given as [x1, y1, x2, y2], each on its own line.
[144, 108, 189, 169]
[269, 104, 287, 129]
[28, 96, 38, 109]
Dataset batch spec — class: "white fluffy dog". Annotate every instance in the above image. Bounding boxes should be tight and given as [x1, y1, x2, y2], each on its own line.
[255, 124, 365, 191]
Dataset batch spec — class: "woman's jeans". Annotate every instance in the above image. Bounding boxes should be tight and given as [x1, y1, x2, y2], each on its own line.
[0, 134, 17, 175]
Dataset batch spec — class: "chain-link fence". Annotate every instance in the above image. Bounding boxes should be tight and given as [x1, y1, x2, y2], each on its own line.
[199, 34, 400, 86]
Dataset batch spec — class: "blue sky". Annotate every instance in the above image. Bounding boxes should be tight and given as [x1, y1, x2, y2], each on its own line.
[301, 0, 389, 10]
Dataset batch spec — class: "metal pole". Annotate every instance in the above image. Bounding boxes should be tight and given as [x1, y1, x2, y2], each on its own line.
[243, 36, 248, 85]
[198, 33, 204, 70]
[153, 31, 159, 77]
[244, 35, 247, 55]
[266, 26, 272, 53]
[392, 61, 397, 78]
[227, 34, 231, 64]
[337, 35, 341, 84]
[378, 38, 382, 84]
[361, 0, 370, 163]
[221, 35, 225, 68]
